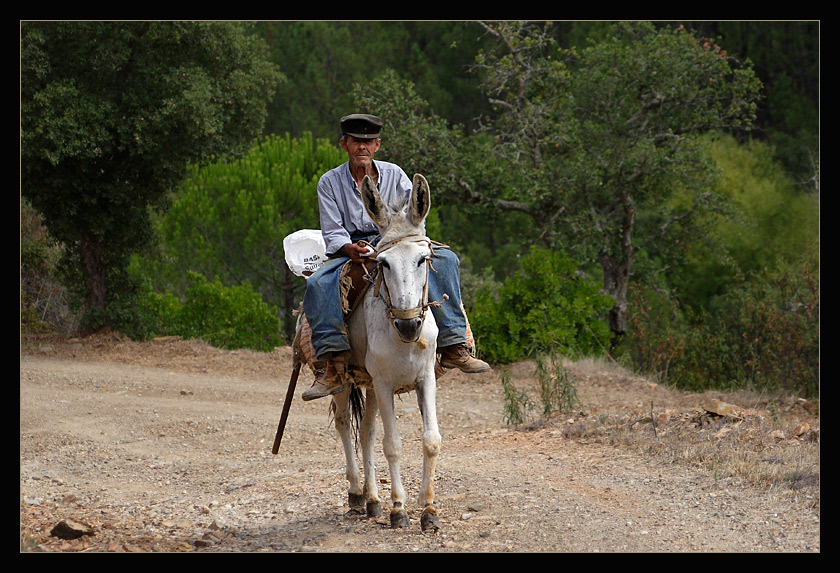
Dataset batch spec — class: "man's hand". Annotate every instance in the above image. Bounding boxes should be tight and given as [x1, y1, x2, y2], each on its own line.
[340, 242, 374, 263]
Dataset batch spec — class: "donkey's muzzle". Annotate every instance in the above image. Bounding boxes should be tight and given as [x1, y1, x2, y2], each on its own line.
[394, 317, 423, 342]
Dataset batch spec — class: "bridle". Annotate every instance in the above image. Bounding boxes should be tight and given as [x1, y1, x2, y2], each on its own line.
[363, 235, 449, 342]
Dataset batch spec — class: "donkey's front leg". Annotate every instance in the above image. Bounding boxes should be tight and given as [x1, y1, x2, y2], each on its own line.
[375, 387, 409, 527]
[360, 388, 382, 517]
[416, 377, 441, 532]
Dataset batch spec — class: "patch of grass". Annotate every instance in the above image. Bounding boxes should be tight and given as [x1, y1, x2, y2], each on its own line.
[503, 356, 820, 508]
[500, 367, 534, 427]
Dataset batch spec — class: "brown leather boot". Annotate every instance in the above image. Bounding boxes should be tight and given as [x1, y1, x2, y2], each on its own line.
[439, 343, 491, 373]
[302, 357, 345, 401]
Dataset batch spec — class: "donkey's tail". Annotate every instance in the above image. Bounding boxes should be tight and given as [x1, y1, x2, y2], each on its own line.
[349, 385, 366, 449]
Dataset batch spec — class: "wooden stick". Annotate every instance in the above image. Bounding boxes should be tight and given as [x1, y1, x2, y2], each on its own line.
[272, 361, 302, 455]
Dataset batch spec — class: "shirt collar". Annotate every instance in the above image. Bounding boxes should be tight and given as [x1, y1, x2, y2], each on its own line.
[344, 160, 380, 192]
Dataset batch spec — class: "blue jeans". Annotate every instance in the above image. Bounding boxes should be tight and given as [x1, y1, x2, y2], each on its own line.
[303, 240, 467, 359]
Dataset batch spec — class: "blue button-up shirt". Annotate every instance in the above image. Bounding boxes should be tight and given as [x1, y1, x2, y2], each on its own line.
[317, 160, 416, 256]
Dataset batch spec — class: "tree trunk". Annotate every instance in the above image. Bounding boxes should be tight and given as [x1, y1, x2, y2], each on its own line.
[600, 191, 636, 344]
[600, 254, 630, 339]
[80, 232, 106, 316]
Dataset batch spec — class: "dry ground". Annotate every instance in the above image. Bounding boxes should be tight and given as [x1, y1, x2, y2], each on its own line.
[20, 332, 819, 553]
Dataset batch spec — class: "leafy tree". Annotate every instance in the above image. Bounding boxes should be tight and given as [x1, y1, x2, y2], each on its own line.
[664, 134, 819, 311]
[134, 133, 345, 341]
[256, 21, 493, 140]
[355, 22, 762, 347]
[671, 21, 819, 190]
[351, 70, 541, 284]
[21, 21, 281, 332]
[468, 21, 763, 342]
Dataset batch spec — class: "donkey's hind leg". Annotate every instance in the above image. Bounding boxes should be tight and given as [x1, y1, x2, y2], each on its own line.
[332, 388, 364, 512]
[360, 388, 382, 517]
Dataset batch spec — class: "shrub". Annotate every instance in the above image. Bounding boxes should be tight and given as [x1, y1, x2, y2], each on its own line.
[628, 249, 819, 398]
[128, 272, 280, 352]
[121, 279, 183, 341]
[20, 198, 78, 334]
[177, 272, 281, 352]
[534, 351, 582, 416]
[470, 246, 613, 364]
[500, 367, 533, 426]
[500, 349, 583, 428]
[625, 282, 687, 380]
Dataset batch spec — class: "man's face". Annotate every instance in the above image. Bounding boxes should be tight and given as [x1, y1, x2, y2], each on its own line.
[341, 136, 381, 169]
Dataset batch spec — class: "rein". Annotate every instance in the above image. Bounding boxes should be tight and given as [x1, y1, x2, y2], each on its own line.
[362, 236, 449, 342]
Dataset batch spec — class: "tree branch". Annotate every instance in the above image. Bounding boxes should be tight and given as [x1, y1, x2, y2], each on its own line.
[456, 178, 537, 216]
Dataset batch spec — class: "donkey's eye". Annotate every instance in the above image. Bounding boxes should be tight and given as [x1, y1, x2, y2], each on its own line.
[380, 260, 390, 270]
[417, 257, 426, 268]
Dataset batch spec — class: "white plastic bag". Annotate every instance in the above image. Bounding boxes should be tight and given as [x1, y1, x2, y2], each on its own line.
[283, 229, 327, 277]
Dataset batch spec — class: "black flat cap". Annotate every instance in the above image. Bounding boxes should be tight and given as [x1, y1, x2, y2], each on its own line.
[340, 114, 382, 139]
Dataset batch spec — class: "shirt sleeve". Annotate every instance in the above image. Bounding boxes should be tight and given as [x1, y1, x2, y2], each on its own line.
[317, 175, 352, 256]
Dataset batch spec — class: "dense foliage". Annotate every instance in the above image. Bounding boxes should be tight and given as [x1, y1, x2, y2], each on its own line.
[470, 247, 613, 363]
[473, 22, 763, 340]
[623, 133, 819, 396]
[254, 21, 493, 140]
[21, 21, 818, 399]
[131, 133, 345, 341]
[21, 21, 280, 331]
[627, 251, 819, 398]
[126, 273, 280, 352]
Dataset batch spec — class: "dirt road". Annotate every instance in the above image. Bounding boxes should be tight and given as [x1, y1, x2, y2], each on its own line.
[20, 334, 819, 552]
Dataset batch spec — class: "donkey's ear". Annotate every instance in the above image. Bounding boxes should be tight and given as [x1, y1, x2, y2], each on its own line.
[409, 174, 431, 227]
[361, 174, 389, 229]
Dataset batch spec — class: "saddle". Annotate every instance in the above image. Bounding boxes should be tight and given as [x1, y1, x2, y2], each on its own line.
[296, 257, 383, 391]
[338, 257, 378, 316]
[296, 254, 473, 389]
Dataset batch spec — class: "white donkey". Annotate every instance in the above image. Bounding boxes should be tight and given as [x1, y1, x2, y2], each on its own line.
[330, 173, 443, 532]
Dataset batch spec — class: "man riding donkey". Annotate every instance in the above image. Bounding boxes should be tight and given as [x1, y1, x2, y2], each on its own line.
[300, 113, 490, 401]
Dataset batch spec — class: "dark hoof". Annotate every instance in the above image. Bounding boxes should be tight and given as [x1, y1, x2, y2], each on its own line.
[348, 493, 365, 512]
[366, 501, 382, 518]
[390, 509, 409, 528]
[420, 507, 440, 532]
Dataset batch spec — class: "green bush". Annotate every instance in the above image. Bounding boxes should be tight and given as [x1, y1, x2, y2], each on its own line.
[470, 247, 613, 363]
[128, 272, 280, 352]
[177, 272, 281, 352]
[625, 282, 687, 380]
[122, 280, 183, 341]
[628, 250, 819, 398]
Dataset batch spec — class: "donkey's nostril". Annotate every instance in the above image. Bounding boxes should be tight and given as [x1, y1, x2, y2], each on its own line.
[394, 318, 422, 340]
